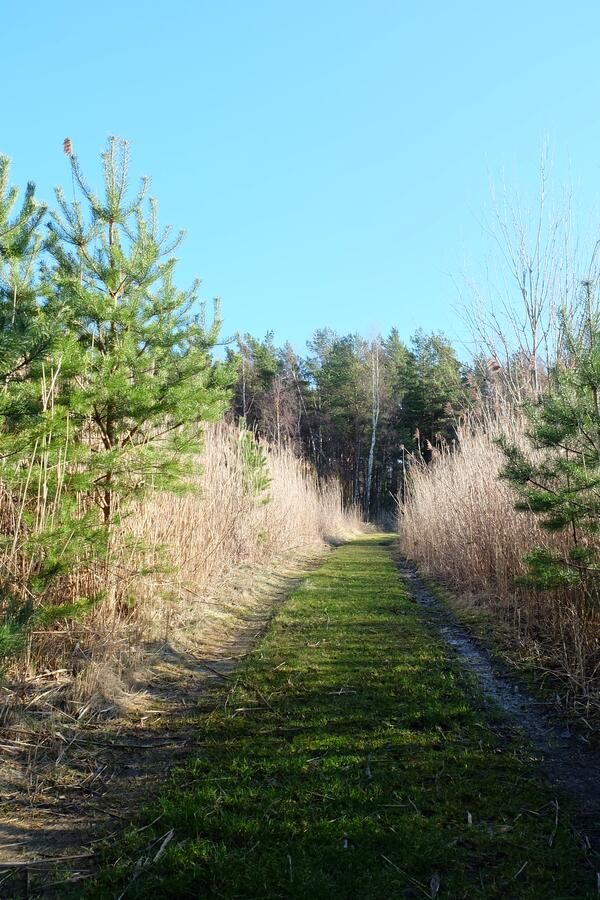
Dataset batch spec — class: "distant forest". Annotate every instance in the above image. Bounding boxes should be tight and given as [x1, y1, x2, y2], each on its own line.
[226, 329, 468, 518]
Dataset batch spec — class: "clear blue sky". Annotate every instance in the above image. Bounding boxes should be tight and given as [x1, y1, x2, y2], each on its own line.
[5, 1, 600, 356]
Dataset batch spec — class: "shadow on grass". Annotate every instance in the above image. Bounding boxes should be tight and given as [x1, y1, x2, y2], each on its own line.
[83, 538, 595, 900]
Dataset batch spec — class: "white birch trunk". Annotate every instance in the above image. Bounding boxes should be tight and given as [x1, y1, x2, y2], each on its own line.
[365, 341, 380, 518]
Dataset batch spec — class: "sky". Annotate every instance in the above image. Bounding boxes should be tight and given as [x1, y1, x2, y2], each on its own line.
[4, 1, 600, 358]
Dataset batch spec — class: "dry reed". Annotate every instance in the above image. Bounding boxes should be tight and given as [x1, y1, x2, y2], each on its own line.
[1, 422, 361, 718]
[399, 406, 600, 719]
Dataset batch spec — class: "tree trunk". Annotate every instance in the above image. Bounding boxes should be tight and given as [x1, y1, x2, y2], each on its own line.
[364, 342, 380, 519]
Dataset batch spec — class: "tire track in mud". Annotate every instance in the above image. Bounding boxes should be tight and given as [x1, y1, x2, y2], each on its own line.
[395, 555, 600, 853]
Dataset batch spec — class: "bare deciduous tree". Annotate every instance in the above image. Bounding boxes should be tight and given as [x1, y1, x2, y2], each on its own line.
[463, 152, 581, 402]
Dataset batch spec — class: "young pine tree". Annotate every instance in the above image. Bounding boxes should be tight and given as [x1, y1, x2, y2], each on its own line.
[0, 156, 51, 400]
[0, 159, 41, 658]
[0, 140, 231, 662]
[46, 137, 230, 531]
[500, 298, 600, 600]
[0, 158, 83, 662]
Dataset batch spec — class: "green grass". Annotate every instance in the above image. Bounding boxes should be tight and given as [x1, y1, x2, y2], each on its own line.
[87, 536, 595, 898]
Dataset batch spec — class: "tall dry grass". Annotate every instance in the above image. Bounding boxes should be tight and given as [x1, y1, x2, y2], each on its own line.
[1, 423, 361, 719]
[399, 406, 600, 718]
[128, 422, 358, 594]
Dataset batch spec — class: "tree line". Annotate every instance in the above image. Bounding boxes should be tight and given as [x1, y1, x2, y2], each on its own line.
[226, 327, 468, 518]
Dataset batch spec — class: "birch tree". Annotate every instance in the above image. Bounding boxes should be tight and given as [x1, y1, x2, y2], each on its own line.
[364, 339, 381, 517]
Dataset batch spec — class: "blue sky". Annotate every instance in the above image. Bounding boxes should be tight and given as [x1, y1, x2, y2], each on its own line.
[4, 1, 600, 357]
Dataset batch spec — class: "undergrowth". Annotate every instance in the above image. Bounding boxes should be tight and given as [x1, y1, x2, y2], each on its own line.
[400, 407, 600, 723]
[1, 423, 361, 722]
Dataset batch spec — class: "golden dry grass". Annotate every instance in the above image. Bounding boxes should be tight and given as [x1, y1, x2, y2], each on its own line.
[128, 422, 359, 595]
[0, 422, 362, 718]
[399, 407, 600, 716]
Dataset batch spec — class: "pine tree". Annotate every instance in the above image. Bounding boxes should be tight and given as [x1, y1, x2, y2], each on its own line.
[403, 330, 467, 450]
[307, 331, 371, 502]
[0, 139, 231, 660]
[0, 156, 51, 405]
[231, 332, 280, 429]
[0, 158, 81, 660]
[500, 299, 600, 597]
[46, 137, 230, 530]
[0, 158, 43, 659]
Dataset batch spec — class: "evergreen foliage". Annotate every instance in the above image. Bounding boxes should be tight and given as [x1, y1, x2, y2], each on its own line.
[238, 424, 272, 499]
[0, 139, 231, 662]
[403, 330, 467, 443]
[227, 325, 468, 516]
[500, 307, 600, 596]
[229, 332, 280, 429]
[0, 156, 49, 388]
[45, 137, 231, 526]
[0, 156, 81, 651]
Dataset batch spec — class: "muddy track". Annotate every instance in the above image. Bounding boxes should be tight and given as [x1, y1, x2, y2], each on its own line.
[395, 554, 600, 853]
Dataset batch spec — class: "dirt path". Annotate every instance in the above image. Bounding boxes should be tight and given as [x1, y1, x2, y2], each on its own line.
[395, 554, 600, 852]
[82, 536, 597, 899]
[0, 547, 327, 898]
[3, 537, 600, 897]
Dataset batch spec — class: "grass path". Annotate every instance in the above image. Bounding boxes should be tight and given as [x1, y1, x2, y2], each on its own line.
[88, 536, 594, 898]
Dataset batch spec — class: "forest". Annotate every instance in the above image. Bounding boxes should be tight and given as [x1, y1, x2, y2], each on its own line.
[2, 137, 600, 897]
[227, 326, 466, 517]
